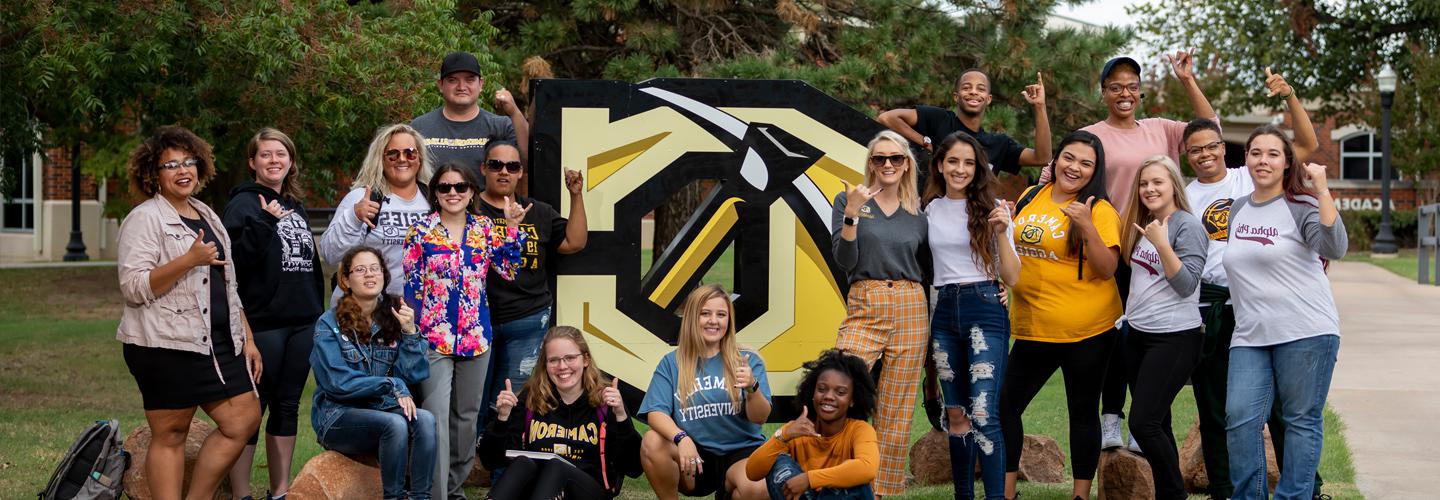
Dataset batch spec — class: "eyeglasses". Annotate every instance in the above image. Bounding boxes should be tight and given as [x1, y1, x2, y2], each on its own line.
[546, 353, 584, 366]
[348, 264, 383, 276]
[385, 148, 419, 162]
[160, 158, 200, 171]
[1105, 83, 1141, 96]
[485, 160, 523, 173]
[1185, 140, 1225, 157]
[435, 182, 471, 194]
[869, 155, 907, 167]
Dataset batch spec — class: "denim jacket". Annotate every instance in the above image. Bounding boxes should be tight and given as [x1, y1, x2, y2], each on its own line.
[310, 308, 429, 439]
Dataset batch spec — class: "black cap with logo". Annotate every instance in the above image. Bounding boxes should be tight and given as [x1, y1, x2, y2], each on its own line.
[1099, 56, 1141, 87]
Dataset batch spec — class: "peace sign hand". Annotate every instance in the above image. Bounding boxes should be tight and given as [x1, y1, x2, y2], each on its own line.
[1264, 67, 1294, 99]
[1022, 72, 1046, 107]
[259, 194, 294, 220]
[503, 196, 532, 227]
[184, 228, 225, 268]
[841, 181, 881, 218]
[1060, 196, 1098, 230]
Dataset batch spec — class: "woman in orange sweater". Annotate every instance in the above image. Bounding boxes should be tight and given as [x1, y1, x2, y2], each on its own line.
[746, 349, 879, 499]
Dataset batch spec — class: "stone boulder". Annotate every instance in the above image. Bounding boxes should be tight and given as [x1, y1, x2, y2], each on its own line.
[907, 430, 954, 485]
[122, 418, 231, 500]
[907, 431, 1065, 485]
[1098, 448, 1153, 500]
[1178, 420, 1281, 494]
[465, 446, 492, 487]
[288, 451, 383, 499]
[1017, 434, 1066, 484]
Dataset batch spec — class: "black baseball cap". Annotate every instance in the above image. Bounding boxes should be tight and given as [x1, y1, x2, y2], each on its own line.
[1099, 56, 1141, 86]
[440, 52, 482, 79]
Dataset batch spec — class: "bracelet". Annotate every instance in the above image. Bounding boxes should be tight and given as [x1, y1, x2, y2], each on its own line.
[744, 382, 760, 395]
[673, 431, 689, 445]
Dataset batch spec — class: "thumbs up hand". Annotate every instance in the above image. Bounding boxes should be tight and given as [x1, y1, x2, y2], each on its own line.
[496, 378, 517, 421]
[603, 378, 627, 420]
[733, 353, 755, 392]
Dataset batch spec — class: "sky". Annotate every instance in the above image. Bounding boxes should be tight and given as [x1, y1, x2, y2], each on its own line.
[1054, 0, 1148, 29]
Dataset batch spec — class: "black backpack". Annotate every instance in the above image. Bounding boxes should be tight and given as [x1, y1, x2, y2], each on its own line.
[39, 420, 128, 500]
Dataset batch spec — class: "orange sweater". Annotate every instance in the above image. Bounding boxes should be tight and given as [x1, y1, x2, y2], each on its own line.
[744, 419, 878, 489]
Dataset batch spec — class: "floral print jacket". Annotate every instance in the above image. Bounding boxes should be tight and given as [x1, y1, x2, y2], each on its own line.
[402, 212, 526, 357]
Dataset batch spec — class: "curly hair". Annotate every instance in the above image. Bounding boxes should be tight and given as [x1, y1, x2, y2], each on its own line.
[795, 349, 876, 421]
[127, 126, 216, 198]
[335, 246, 404, 345]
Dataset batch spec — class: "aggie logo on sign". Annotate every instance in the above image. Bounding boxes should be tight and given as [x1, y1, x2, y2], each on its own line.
[529, 79, 886, 400]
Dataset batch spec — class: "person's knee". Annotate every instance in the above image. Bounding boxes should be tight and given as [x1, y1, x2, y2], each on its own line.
[945, 407, 972, 435]
[150, 421, 192, 447]
[641, 430, 670, 466]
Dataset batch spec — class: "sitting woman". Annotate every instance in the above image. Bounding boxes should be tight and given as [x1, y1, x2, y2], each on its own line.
[746, 349, 879, 500]
[482, 326, 642, 499]
[311, 246, 435, 500]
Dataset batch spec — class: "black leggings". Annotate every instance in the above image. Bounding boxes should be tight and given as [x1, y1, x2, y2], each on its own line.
[487, 456, 607, 500]
[1001, 329, 1116, 480]
[1102, 265, 1133, 416]
[247, 323, 313, 444]
[1125, 327, 1203, 500]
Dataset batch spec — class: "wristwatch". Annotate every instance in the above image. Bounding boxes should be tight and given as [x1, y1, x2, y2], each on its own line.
[773, 427, 788, 443]
[843, 216, 858, 226]
[922, 136, 932, 147]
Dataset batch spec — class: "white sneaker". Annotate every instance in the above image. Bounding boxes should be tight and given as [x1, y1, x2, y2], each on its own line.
[1127, 435, 1143, 454]
[1101, 414, 1123, 449]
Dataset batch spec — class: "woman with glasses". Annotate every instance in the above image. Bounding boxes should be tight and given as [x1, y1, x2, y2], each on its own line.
[829, 129, 927, 497]
[482, 326, 642, 499]
[402, 162, 528, 499]
[476, 142, 588, 435]
[116, 126, 262, 499]
[640, 284, 772, 500]
[312, 246, 435, 500]
[319, 123, 434, 303]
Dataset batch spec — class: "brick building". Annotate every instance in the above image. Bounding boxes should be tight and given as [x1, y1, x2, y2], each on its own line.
[1, 145, 118, 262]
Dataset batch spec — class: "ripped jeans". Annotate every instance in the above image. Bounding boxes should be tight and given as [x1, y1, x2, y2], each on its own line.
[931, 281, 1009, 500]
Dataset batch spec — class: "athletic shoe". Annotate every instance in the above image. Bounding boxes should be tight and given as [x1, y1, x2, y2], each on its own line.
[1101, 413, 1124, 449]
[1128, 435, 1143, 454]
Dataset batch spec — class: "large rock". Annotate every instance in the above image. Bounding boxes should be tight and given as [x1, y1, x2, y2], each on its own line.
[907, 432, 1064, 485]
[908, 430, 953, 485]
[122, 418, 232, 500]
[465, 445, 492, 487]
[1017, 434, 1066, 484]
[1098, 448, 1154, 500]
[1178, 420, 1281, 494]
[288, 451, 383, 499]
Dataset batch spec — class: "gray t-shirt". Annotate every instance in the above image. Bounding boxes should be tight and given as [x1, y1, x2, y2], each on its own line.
[1223, 194, 1348, 347]
[318, 187, 430, 302]
[1125, 209, 1207, 333]
[410, 107, 516, 182]
[831, 193, 928, 284]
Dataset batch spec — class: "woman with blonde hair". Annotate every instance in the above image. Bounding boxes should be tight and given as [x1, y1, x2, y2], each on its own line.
[640, 284, 772, 500]
[319, 123, 434, 301]
[1118, 155, 1208, 500]
[830, 129, 927, 497]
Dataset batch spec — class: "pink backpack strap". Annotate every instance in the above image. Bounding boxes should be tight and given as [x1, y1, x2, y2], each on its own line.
[596, 405, 610, 491]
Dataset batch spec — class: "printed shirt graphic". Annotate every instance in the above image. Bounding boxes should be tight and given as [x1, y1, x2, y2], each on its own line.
[480, 198, 568, 323]
[319, 188, 430, 301]
[410, 107, 516, 183]
[1009, 184, 1123, 343]
[1222, 195, 1346, 347]
[1185, 170, 1254, 290]
[402, 212, 526, 357]
[276, 211, 316, 273]
[639, 351, 770, 453]
[1124, 210, 1205, 333]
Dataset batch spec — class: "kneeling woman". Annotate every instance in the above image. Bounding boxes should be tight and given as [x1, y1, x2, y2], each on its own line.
[482, 326, 642, 499]
[746, 349, 879, 499]
[311, 246, 435, 500]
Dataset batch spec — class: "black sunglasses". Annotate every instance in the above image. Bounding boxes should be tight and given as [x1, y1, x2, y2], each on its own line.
[434, 182, 471, 194]
[869, 154, 907, 167]
[485, 160, 523, 173]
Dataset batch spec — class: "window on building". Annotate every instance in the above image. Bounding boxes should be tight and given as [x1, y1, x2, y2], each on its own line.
[1339, 133, 1397, 181]
[2, 150, 35, 231]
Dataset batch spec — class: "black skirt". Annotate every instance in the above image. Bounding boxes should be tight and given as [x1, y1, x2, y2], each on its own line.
[123, 326, 252, 410]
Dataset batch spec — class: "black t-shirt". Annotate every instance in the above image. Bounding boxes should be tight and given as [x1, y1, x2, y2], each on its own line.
[180, 216, 233, 353]
[913, 105, 1027, 176]
[480, 196, 568, 323]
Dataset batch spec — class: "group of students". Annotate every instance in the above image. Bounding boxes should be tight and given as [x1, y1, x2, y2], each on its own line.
[112, 48, 1345, 500]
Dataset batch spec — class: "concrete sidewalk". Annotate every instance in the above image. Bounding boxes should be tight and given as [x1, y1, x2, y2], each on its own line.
[1327, 261, 1440, 499]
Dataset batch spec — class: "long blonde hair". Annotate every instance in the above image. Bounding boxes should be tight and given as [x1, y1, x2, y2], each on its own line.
[522, 326, 608, 415]
[863, 130, 920, 215]
[1121, 155, 1192, 256]
[676, 284, 748, 407]
[351, 123, 434, 195]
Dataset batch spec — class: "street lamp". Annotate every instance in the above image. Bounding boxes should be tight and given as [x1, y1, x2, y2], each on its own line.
[62, 141, 89, 261]
[1372, 64, 1399, 255]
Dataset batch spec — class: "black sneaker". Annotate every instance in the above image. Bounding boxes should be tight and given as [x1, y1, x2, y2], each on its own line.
[1313, 494, 1332, 500]
[923, 398, 944, 432]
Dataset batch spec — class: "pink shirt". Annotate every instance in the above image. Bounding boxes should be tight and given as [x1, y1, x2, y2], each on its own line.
[1081, 118, 1210, 215]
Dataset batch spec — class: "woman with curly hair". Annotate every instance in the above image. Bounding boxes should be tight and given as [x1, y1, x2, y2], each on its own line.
[745, 349, 879, 499]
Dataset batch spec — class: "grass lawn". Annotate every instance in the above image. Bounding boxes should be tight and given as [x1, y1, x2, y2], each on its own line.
[0, 267, 1361, 499]
[1342, 248, 1426, 282]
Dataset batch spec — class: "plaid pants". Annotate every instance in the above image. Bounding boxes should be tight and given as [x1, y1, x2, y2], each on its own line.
[835, 279, 928, 496]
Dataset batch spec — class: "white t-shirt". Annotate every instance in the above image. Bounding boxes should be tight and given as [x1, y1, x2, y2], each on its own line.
[926, 197, 1015, 285]
[1224, 194, 1348, 347]
[1124, 210, 1207, 333]
[1185, 169, 1254, 300]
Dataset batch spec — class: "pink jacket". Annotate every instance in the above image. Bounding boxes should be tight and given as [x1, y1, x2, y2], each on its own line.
[117, 195, 248, 355]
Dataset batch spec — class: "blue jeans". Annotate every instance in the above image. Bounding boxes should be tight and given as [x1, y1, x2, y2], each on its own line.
[481, 308, 550, 430]
[319, 407, 438, 500]
[1225, 335, 1339, 500]
[931, 281, 1008, 500]
[767, 454, 874, 500]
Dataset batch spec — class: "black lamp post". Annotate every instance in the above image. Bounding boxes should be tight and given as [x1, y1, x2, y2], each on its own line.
[62, 141, 88, 261]
[1373, 64, 1399, 255]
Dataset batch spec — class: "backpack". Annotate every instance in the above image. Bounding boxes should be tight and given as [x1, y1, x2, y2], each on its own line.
[39, 420, 128, 500]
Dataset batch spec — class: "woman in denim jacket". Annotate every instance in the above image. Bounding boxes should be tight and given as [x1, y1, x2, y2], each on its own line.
[311, 246, 435, 500]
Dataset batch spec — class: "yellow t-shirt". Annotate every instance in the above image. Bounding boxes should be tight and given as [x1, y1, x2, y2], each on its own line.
[1010, 184, 1123, 342]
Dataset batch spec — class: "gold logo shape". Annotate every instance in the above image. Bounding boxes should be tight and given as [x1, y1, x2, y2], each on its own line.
[1019, 224, 1045, 245]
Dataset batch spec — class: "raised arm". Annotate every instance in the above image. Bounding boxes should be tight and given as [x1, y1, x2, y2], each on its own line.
[1265, 68, 1319, 161]
[1168, 50, 1217, 121]
[876, 108, 929, 151]
[1018, 72, 1053, 166]
[557, 169, 588, 254]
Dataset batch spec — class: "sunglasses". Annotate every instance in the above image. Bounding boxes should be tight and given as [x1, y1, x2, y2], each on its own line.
[434, 182, 471, 194]
[385, 148, 419, 161]
[869, 154, 907, 167]
[485, 160, 523, 173]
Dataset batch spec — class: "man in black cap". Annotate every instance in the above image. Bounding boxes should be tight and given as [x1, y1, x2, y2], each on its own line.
[411, 51, 527, 185]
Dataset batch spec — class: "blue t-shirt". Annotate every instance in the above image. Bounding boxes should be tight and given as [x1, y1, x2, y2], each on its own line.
[639, 350, 771, 453]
